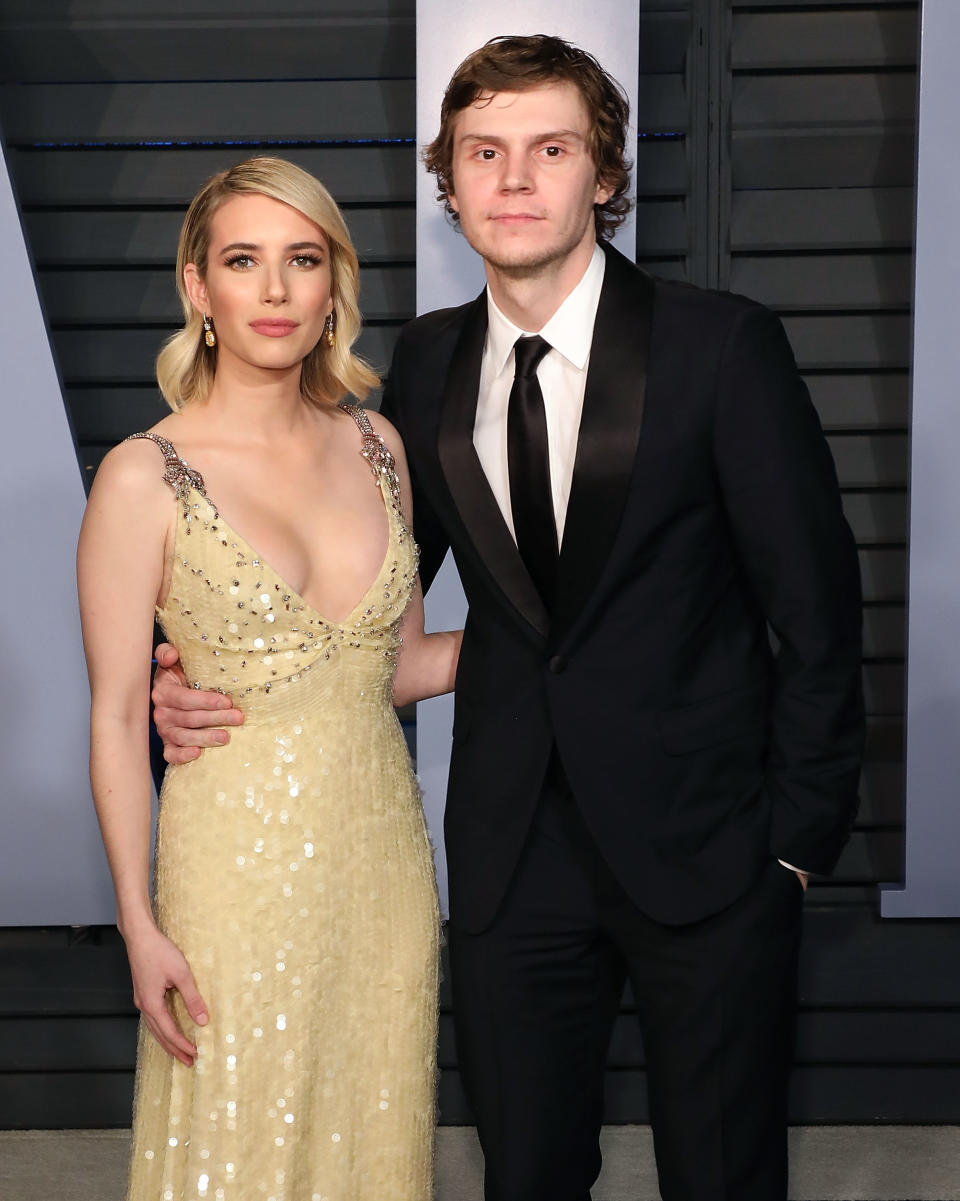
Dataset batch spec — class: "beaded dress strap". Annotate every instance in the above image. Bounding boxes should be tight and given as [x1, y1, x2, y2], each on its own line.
[338, 401, 403, 511]
[124, 431, 209, 511]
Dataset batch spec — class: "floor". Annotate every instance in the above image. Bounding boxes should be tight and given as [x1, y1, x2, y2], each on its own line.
[0, 1126, 957, 1199]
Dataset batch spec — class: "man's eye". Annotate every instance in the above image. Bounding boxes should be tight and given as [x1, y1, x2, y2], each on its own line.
[479, 148, 497, 160]
[544, 145, 563, 157]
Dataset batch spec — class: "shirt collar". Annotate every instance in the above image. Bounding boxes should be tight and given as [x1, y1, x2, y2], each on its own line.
[485, 242, 606, 378]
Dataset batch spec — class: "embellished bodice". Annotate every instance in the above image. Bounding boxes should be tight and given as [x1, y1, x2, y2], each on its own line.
[127, 403, 417, 714]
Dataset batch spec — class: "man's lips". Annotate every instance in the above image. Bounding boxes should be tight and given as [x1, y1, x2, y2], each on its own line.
[490, 213, 545, 223]
[249, 319, 300, 337]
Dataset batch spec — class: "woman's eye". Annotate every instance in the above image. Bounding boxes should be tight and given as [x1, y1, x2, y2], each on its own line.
[225, 254, 254, 269]
[292, 254, 321, 268]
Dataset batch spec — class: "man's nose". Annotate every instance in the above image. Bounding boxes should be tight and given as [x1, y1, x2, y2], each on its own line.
[499, 151, 533, 191]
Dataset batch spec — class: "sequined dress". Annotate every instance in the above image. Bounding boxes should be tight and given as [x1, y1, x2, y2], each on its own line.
[124, 406, 439, 1201]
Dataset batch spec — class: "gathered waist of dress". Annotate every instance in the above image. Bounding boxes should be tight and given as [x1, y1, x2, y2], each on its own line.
[183, 656, 398, 720]
[162, 601, 402, 698]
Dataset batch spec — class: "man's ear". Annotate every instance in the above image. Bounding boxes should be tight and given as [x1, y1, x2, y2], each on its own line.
[448, 188, 460, 215]
[594, 179, 613, 207]
[182, 262, 208, 316]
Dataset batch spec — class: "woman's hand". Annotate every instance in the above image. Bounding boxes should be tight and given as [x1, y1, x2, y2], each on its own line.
[123, 921, 209, 1066]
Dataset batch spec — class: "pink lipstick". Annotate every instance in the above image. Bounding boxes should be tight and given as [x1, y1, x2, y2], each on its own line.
[249, 319, 299, 337]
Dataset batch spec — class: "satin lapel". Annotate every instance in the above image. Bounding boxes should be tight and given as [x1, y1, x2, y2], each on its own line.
[552, 249, 655, 641]
[436, 293, 550, 641]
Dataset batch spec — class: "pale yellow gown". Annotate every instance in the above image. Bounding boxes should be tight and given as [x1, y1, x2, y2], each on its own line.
[124, 405, 439, 1201]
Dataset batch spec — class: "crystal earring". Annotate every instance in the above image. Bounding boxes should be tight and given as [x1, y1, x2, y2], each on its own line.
[203, 313, 216, 348]
[324, 311, 336, 349]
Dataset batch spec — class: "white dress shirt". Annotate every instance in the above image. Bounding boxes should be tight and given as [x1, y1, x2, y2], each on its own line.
[473, 243, 605, 546]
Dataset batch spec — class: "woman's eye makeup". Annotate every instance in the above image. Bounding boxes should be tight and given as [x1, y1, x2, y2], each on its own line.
[221, 252, 324, 269]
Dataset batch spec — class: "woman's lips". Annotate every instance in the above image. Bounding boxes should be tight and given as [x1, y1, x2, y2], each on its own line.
[249, 319, 299, 337]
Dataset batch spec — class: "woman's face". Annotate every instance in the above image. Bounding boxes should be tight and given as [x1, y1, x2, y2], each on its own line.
[184, 191, 334, 378]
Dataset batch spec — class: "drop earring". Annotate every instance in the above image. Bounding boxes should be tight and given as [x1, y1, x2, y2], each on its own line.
[324, 311, 336, 349]
[203, 313, 216, 348]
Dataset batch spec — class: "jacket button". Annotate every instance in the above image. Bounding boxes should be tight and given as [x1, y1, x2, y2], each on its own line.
[548, 655, 567, 674]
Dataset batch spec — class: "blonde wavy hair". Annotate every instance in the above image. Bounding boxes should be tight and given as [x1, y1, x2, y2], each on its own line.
[157, 156, 378, 410]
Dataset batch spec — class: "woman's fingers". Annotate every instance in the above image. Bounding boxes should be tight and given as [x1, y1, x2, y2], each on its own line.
[138, 986, 198, 1065]
[128, 928, 208, 1065]
[172, 963, 209, 1029]
[142, 1003, 198, 1066]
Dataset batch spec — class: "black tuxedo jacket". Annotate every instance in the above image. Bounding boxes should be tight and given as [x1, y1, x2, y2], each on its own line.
[381, 245, 864, 933]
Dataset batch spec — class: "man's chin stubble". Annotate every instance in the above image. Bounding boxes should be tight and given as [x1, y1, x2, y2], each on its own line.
[472, 239, 581, 280]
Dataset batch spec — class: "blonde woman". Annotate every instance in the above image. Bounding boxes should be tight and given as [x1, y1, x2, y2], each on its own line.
[77, 157, 457, 1200]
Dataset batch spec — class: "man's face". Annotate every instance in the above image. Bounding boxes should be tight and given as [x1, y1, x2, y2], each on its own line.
[447, 81, 612, 274]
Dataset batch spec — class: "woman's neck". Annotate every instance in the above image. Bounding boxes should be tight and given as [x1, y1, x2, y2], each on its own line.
[194, 353, 319, 444]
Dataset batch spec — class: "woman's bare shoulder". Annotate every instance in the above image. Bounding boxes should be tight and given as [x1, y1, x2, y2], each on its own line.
[88, 425, 181, 508]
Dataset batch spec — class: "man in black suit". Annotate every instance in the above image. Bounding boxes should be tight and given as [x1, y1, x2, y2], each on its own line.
[155, 35, 863, 1201]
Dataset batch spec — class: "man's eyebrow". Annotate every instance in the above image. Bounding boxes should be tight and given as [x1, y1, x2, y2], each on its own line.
[458, 129, 586, 145]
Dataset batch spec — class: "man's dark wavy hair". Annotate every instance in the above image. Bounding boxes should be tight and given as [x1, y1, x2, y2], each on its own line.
[423, 34, 633, 242]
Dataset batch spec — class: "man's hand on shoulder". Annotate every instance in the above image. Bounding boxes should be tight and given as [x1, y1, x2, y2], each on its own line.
[152, 644, 243, 764]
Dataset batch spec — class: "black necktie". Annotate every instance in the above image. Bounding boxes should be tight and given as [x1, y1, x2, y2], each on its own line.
[508, 335, 558, 607]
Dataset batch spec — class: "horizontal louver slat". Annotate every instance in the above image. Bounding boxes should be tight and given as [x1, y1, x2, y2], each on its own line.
[8, 146, 415, 206]
[733, 74, 917, 130]
[730, 188, 914, 252]
[0, 18, 415, 82]
[1, 80, 416, 143]
[733, 128, 916, 190]
[731, 10, 918, 71]
[806, 374, 908, 432]
[732, 254, 912, 312]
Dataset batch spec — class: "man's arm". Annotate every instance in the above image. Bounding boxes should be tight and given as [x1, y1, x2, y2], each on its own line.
[713, 304, 865, 875]
[377, 326, 451, 593]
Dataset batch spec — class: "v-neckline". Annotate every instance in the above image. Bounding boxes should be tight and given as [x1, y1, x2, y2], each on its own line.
[181, 483, 395, 630]
[138, 422, 398, 630]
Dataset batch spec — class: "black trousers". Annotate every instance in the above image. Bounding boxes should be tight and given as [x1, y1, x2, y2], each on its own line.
[448, 766, 803, 1201]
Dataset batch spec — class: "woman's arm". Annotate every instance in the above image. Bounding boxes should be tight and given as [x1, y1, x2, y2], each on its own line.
[367, 412, 463, 707]
[77, 439, 208, 1064]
